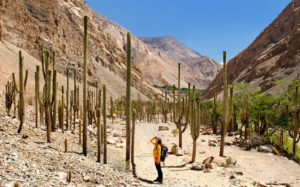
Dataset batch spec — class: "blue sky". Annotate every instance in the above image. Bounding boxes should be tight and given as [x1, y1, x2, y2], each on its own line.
[86, 0, 291, 62]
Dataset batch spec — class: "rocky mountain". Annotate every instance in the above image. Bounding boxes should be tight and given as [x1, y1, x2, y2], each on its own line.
[0, 0, 160, 99]
[91, 10, 219, 89]
[139, 36, 221, 82]
[202, 0, 300, 99]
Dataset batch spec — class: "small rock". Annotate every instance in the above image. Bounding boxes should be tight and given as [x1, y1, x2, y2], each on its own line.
[258, 146, 272, 153]
[84, 176, 91, 182]
[7, 165, 14, 171]
[225, 141, 232, 146]
[205, 163, 213, 169]
[201, 139, 206, 142]
[22, 134, 29, 139]
[228, 132, 235, 136]
[235, 171, 243, 176]
[204, 169, 210, 173]
[191, 163, 204, 171]
[171, 145, 178, 154]
[212, 156, 227, 167]
[158, 126, 169, 131]
[175, 147, 183, 156]
[229, 175, 236, 179]
[199, 150, 206, 154]
[208, 139, 218, 143]
[209, 142, 216, 147]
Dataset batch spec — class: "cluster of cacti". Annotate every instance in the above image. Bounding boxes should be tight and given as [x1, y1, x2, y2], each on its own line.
[219, 51, 233, 157]
[190, 86, 201, 163]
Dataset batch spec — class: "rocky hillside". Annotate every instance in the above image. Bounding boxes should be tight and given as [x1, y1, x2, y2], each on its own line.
[91, 10, 219, 89]
[139, 36, 221, 82]
[0, 0, 160, 99]
[202, 0, 300, 99]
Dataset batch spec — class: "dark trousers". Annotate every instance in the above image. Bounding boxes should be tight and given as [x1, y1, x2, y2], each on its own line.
[155, 163, 163, 181]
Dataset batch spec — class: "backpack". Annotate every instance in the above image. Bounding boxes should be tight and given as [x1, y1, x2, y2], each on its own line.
[160, 145, 168, 162]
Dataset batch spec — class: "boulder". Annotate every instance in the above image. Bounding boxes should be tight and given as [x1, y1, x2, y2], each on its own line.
[212, 156, 227, 167]
[171, 145, 177, 154]
[175, 147, 184, 156]
[191, 163, 205, 171]
[158, 126, 169, 131]
[202, 156, 214, 165]
[258, 146, 272, 153]
[205, 163, 213, 169]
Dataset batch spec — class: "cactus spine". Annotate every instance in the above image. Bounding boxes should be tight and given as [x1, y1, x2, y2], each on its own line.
[219, 51, 233, 156]
[83, 16, 88, 156]
[125, 32, 132, 170]
[103, 84, 107, 164]
[17, 51, 25, 134]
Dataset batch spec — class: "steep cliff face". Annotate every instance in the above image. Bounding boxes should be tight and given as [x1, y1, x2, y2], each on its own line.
[202, 1, 300, 99]
[0, 0, 159, 99]
[91, 10, 219, 89]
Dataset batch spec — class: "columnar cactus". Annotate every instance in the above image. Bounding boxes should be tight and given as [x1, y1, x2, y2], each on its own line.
[83, 16, 88, 156]
[65, 138, 68, 152]
[240, 97, 249, 140]
[17, 51, 26, 134]
[125, 32, 132, 170]
[60, 86, 65, 133]
[289, 85, 300, 155]
[66, 69, 70, 130]
[110, 97, 114, 124]
[45, 69, 52, 142]
[51, 53, 57, 132]
[219, 51, 233, 157]
[191, 86, 201, 163]
[96, 108, 101, 162]
[162, 91, 169, 123]
[131, 109, 137, 177]
[212, 87, 217, 133]
[103, 84, 107, 164]
[5, 81, 14, 116]
[35, 66, 40, 128]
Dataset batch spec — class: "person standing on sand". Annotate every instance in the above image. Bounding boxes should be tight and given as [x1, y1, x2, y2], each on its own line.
[150, 136, 163, 183]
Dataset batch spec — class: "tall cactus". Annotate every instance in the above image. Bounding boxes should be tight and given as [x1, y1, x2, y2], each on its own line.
[17, 51, 25, 134]
[289, 85, 300, 155]
[219, 51, 233, 156]
[110, 97, 114, 124]
[96, 108, 101, 162]
[66, 69, 70, 130]
[191, 86, 201, 163]
[162, 91, 169, 123]
[83, 16, 88, 156]
[45, 69, 52, 142]
[5, 81, 14, 116]
[240, 97, 249, 140]
[125, 32, 132, 170]
[35, 66, 40, 128]
[51, 52, 57, 132]
[131, 109, 137, 177]
[60, 86, 65, 133]
[103, 84, 107, 164]
[212, 87, 217, 133]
